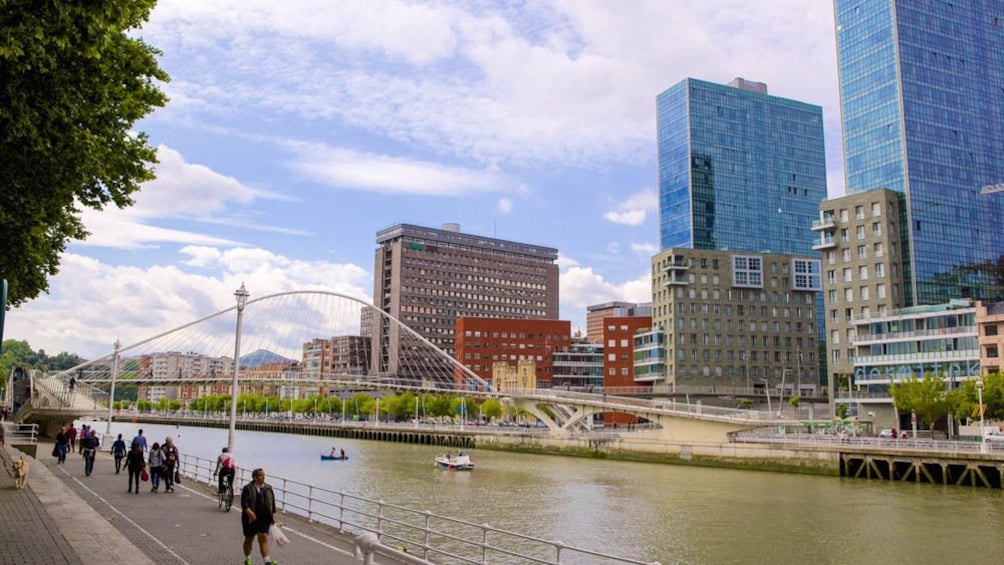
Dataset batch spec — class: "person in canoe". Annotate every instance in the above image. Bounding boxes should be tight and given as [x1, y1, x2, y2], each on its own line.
[329, 447, 337, 457]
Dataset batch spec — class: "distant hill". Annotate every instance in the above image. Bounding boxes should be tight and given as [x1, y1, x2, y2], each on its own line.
[239, 349, 295, 368]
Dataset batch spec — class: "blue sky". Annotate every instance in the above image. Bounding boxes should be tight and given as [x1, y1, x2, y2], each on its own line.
[10, 0, 844, 358]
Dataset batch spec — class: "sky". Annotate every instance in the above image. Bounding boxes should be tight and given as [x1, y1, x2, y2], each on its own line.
[8, 0, 844, 359]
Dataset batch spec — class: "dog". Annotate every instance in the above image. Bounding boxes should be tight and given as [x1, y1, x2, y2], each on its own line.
[12, 456, 29, 489]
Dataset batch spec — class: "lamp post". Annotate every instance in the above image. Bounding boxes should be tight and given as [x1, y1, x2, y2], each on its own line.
[743, 353, 750, 394]
[227, 283, 250, 453]
[106, 339, 121, 435]
[761, 377, 772, 416]
[796, 350, 803, 398]
[778, 370, 788, 418]
[977, 379, 986, 451]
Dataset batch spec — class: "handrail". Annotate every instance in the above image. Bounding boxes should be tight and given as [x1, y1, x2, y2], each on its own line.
[2, 422, 39, 444]
[178, 454, 659, 565]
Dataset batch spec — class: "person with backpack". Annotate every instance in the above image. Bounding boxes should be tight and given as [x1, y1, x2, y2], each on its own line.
[81, 429, 100, 476]
[111, 434, 128, 474]
[213, 447, 237, 494]
[125, 442, 146, 494]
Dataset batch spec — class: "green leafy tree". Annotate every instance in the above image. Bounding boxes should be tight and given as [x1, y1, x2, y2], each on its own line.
[890, 373, 951, 430]
[835, 403, 849, 421]
[0, 2, 169, 306]
[480, 398, 504, 421]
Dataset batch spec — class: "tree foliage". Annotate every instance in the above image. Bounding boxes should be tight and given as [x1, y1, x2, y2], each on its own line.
[890, 373, 952, 430]
[0, 339, 85, 389]
[0, 2, 168, 306]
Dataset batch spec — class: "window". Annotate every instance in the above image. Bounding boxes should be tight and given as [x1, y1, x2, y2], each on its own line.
[860, 286, 869, 300]
[873, 242, 884, 257]
[858, 265, 868, 280]
[839, 209, 849, 222]
[987, 325, 999, 337]
[827, 270, 836, 284]
[988, 345, 1000, 358]
[828, 290, 837, 303]
[732, 255, 763, 288]
[872, 222, 882, 236]
[856, 225, 865, 240]
[877, 283, 886, 299]
[842, 248, 851, 262]
[843, 268, 852, 282]
[831, 330, 840, 344]
[826, 250, 835, 264]
[607, 339, 615, 347]
[620, 339, 629, 347]
[855, 205, 864, 219]
[844, 288, 853, 301]
[791, 259, 821, 290]
[857, 245, 867, 260]
[871, 202, 881, 217]
[840, 228, 849, 242]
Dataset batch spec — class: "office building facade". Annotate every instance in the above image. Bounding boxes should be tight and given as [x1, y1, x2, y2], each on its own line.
[834, 1, 1004, 304]
[585, 301, 652, 344]
[372, 223, 559, 380]
[453, 318, 571, 388]
[656, 77, 827, 256]
[977, 301, 1004, 376]
[552, 339, 605, 389]
[651, 248, 821, 393]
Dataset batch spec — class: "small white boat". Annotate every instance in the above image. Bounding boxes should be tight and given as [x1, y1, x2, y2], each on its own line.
[435, 452, 474, 471]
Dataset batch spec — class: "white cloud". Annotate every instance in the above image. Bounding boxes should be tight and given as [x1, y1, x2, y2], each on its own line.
[6, 250, 371, 358]
[604, 189, 658, 226]
[630, 242, 658, 255]
[497, 197, 513, 214]
[605, 241, 621, 254]
[556, 254, 580, 269]
[285, 142, 508, 196]
[180, 246, 223, 267]
[144, 2, 841, 173]
[78, 145, 293, 249]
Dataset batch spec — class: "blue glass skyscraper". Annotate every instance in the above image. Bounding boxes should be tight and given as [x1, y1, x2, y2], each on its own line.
[656, 77, 828, 256]
[835, 0, 1004, 304]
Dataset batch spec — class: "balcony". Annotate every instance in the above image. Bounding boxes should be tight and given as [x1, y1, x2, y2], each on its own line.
[664, 255, 689, 271]
[811, 217, 836, 231]
[663, 275, 689, 286]
[813, 235, 837, 250]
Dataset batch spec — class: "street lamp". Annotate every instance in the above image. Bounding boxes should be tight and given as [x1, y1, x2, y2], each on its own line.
[227, 283, 250, 453]
[796, 350, 803, 398]
[761, 377, 772, 416]
[742, 353, 750, 394]
[106, 339, 121, 435]
[976, 379, 986, 450]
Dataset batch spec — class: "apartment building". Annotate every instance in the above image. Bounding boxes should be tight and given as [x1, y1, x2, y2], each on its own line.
[453, 318, 570, 389]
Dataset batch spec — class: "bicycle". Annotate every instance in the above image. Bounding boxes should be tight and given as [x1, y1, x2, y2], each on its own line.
[217, 474, 234, 512]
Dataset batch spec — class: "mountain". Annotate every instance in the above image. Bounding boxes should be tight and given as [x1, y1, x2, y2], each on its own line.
[239, 349, 295, 368]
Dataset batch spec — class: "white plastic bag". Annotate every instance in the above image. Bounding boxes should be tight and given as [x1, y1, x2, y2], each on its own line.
[269, 524, 290, 546]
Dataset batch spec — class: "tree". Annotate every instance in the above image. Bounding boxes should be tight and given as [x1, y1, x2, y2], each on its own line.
[0, 2, 169, 306]
[481, 398, 504, 421]
[890, 373, 952, 430]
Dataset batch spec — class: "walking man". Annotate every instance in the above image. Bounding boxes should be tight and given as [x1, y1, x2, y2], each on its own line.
[81, 430, 99, 476]
[131, 429, 147, 454]
[241, 468, 278, 565]
[111, 433, 127, 474]
[161, 436, 179, 492]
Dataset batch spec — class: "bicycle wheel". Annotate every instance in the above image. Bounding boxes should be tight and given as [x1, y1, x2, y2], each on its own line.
[224, 485, 233, 512]
[218, 487, 224, 510]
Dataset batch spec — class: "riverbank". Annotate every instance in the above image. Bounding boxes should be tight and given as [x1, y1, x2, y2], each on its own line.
[114, 413, 840, 477]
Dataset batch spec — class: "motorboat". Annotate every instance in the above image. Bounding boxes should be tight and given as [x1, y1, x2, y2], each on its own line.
[435, 452, 474, 471]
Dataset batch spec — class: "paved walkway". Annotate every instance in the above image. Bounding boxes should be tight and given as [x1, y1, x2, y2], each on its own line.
[1, 437, 407, 564]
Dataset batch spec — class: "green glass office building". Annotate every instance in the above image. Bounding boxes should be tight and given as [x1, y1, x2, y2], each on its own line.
[656, 77, 827, 256]
[834, 0, 1004, 304]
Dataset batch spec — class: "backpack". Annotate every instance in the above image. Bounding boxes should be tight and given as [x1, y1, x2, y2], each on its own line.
[165, 446, 177, 464]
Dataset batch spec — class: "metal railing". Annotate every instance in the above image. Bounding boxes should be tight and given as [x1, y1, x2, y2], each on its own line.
[732, 430, 1004, 455]
[179, 454, 659, 565]
[2, 422, 39, 444]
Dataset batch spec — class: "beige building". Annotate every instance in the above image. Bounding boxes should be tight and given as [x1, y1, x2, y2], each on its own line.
[977, 301, 1004, 375]
[650, 248, 820, 393]
[814, 188, 905, 399]
[492, 359, 538, 393]
[585, 301, 651, 344]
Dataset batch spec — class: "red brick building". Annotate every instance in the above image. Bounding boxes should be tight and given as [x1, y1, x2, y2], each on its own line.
[602, 316, 652, 425]
[454, 318, 571, 388]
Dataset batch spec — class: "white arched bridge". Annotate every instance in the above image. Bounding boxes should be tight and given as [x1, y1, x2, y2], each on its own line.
[11, 290, 787, 441]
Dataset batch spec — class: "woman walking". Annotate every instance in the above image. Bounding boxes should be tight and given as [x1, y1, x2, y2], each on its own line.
[125, 443, 145, 494]
[148, 442, 164, 493]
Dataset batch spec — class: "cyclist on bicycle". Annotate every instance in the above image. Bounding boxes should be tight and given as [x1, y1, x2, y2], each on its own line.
[213, 447, 236, 494]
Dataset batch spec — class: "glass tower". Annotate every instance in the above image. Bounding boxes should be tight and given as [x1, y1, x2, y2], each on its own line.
[835, 0, 1004, 304]
[656, 77, 828, 256]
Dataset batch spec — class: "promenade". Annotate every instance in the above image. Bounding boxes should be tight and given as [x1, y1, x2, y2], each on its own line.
[0, 440, 406, 564]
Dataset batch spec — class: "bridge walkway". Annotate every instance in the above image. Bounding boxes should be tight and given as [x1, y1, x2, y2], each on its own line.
[3, 439, 412, 564]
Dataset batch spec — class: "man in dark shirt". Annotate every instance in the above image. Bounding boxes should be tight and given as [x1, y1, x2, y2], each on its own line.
[241, 468, 278, 565]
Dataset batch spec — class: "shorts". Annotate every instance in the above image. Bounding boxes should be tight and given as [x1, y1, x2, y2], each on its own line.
[242, 513, 272, 538]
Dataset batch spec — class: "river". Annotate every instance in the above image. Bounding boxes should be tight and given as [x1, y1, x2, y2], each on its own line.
[85, 420, 1004, 564]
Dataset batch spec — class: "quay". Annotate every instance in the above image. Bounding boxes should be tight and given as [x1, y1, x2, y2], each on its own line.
[0, 439, 415, 564]
[121, 413, 1004, 488]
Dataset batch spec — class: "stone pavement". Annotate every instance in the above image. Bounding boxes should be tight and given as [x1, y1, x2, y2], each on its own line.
[2, 437, 412, 564]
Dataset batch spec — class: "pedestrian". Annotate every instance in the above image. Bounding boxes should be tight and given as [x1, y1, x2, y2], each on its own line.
[69, 376, 76, 391]
[0, 420, 5, 449]
[148, 442, 164, 493]
[81, 430, 99, 476]
[131, 429, 148, 454]
[67, 423, 78, 453]
[111, 434, 127, 474]
[241, 468, 278, 565]
[162, 436, 179, 492]
[79, 424, 89, 453]
[125, 442, 145, 494]
[54, 426, 70, 463]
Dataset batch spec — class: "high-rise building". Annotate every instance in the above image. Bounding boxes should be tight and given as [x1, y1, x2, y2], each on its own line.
[372, 223, 559, 380]
[656, 77, 827, 255]
[834, 1, 1004, 304]
[585, 301, 652, 344]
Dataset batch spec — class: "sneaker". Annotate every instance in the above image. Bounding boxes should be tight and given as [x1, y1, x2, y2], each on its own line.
[243, 557, 252, 565]
[264, 559, 278, 565]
